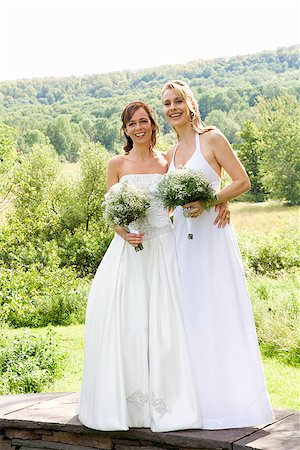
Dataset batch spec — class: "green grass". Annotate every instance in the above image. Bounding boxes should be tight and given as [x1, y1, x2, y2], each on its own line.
[4, 324, 299, 410]
[263, 357, 300, 410]
[61, 162, 80, 179]
[230, 201, 299, 234]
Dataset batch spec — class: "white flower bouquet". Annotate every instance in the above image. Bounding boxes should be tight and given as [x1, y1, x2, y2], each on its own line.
[156, 168, 216, 239]
[103, 181, 151, 251]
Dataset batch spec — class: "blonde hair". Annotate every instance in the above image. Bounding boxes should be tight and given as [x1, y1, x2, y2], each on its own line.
[162, 80, 215, 135]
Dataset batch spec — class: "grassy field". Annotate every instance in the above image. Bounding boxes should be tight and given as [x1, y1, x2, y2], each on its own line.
[230, 201, 299, 234]
[5, 324, 299, 410]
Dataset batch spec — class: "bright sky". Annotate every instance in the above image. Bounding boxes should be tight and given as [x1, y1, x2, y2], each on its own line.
[0, 0, 299, 82]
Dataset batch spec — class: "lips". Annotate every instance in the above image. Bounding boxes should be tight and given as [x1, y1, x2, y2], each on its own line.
[169, 113, 182, 118]
[135, 132, 146, 137]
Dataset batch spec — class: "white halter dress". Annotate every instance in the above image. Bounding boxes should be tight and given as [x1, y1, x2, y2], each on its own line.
[169, 134, 274, 429]
[79, 173, 201, 432]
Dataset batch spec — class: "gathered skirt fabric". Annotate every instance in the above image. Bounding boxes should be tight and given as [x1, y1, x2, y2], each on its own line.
[78, 231, 201, 432]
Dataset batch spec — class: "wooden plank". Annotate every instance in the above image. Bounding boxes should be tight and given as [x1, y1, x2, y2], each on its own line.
[233, 411, 300, 450]
[0, 393, 79, 429]
[0, 393, 69, 417]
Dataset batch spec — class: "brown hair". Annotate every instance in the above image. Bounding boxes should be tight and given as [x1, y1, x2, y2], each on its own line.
[121, 101, 159, 154]
[162, 80, 215, 136]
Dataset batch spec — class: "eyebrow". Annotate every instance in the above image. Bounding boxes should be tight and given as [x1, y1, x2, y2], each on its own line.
[164, 96, 181, 101]
[128, 116, 149, 122]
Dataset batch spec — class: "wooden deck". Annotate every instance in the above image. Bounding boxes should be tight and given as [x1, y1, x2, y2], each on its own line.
[0, 392, 299, 450]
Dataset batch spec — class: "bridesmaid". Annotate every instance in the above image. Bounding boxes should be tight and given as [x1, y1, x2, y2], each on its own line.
[162, 80, 274, 429]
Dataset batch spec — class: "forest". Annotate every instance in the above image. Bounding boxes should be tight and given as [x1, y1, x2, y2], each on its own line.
[0, 46, 299, 406]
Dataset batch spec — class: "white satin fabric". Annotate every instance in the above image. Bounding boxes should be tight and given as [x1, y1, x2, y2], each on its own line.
[79, 174, 201, 432]
[169, 134, 274, 429]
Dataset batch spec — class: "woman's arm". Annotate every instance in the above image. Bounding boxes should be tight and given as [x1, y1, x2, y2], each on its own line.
[211, 130, 251, 204]
[106, 156, 121, 191]
[183, 131, 250, 225]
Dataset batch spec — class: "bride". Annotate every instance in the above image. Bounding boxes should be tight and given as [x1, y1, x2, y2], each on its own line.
[78, 101, 201, 432]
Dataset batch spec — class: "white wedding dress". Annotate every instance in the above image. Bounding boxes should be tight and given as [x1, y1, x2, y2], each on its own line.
[79, 173, 201, 432]
[169, 134, 274, 429]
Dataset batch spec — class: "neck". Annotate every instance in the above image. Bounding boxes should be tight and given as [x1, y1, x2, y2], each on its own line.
[130, 143, 153, 160]
[175, 124, 196, 143]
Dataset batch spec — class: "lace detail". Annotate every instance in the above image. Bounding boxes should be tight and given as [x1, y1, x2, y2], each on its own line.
[126, 389, 171, 416]
[151, 391, 171, 415]
[127, 389, 149, 412]
[120, 174, 173, 241]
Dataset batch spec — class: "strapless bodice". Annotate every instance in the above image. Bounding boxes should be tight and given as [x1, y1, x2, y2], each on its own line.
[119, 174, 172, 240]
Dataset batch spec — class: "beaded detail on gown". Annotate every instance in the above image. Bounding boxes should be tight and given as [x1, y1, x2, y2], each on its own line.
[78, 174, 201, 432]
[168, 134, 274, 429]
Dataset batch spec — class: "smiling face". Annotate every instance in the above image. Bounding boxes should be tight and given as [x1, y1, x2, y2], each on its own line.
[162, 88, 190, 128]
[124, 107, 153, 146]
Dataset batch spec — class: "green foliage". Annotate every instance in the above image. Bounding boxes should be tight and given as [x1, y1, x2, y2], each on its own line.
[0, 123, 18, 211]
[11, 144, 61, 227]
[52, 142, 110, 233]
[0, 264, 90, 328]
[205, 110, 240, 143]
[57, 227, 113, 277]
[235, 121, 268, 201]
[47, 115, 88, 161]
[239, 229, 299, 276]
[0, 327, 65, 394]
[248, 271, 300, 366]
[24, 129, 49, 148]
[257, 94, 300, 205]
[0, 141, 112, 327]
[93, 117, 120, 151]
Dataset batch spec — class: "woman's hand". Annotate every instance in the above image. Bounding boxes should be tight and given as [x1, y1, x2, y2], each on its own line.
[214, 202, 230, 228]
[125, 231, 145, 248]
[183, 200, 205, 218]
[114, 227, 145, 248]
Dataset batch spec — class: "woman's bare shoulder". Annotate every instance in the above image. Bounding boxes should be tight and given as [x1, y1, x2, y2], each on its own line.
[108, 154, 125, 167]
[203, 128, 226, 143]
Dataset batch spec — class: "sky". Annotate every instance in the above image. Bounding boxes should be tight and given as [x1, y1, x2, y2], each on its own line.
[0, 0, 299, 82]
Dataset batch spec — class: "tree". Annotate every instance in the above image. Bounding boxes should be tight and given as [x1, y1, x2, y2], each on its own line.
[24, 129, 49, 148]
[257, 94, 300, 205]
[47, 115, 88, 161]
[234, 121, 267, 200]
[205, 110, 240, 143]
[11, 145, 61, 229]
[53, 142, 110, 232]
[0, 124, 18, 213]
[93, 118, 119, 151]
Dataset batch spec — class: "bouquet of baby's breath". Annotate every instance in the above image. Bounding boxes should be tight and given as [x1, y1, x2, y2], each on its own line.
[156, 168, 216, 239]
[103, 181, 151, 251]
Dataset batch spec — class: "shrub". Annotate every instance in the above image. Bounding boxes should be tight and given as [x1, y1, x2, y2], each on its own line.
[0, 265, 90, 328]
[58, 226, 113, 277]
[0, 327, 65, 394]
[239, 230, 299, 276]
